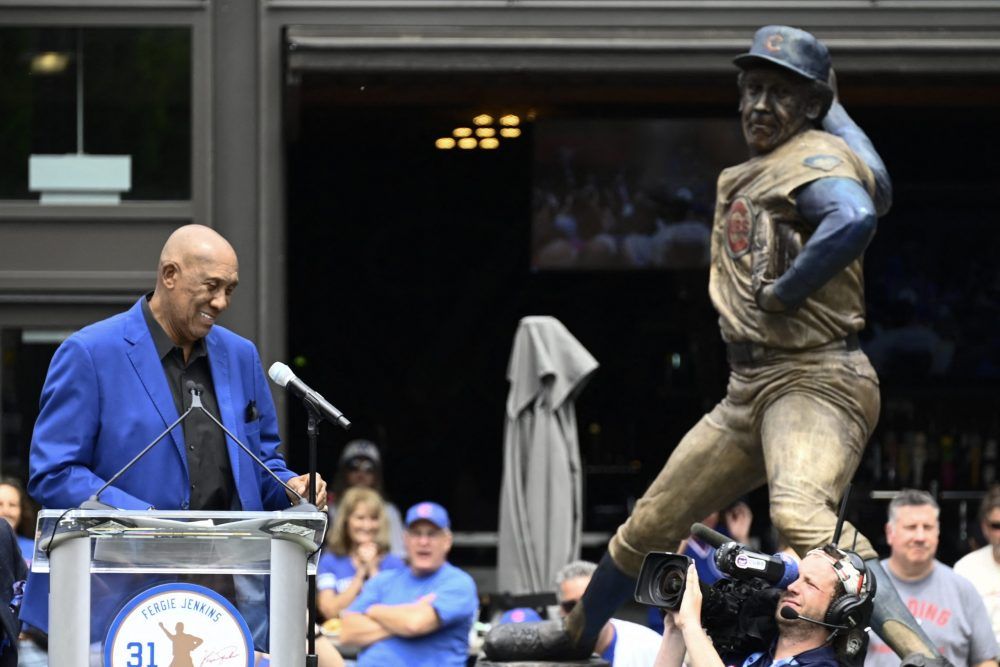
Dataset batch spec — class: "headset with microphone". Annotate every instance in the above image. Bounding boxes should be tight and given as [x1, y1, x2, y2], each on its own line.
[779, 487, 877, 665]
[821, 548, 876, 631]
[779, 604, 849, 631]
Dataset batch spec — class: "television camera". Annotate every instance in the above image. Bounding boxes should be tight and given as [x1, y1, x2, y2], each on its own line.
[634, 522, 798, 657]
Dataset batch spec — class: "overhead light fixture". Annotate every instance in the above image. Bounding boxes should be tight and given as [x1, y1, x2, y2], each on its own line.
[436, 114, 523, 152]
[31, 52, 70, 75]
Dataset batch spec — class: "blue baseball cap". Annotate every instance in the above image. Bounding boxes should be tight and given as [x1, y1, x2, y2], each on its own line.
[734, 25, 831, 84]
[499, 608, 543, 625]
[405, 501, 450, 530]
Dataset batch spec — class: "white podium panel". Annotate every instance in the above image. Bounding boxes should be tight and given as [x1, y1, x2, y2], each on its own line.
[36, 509, 326, 667]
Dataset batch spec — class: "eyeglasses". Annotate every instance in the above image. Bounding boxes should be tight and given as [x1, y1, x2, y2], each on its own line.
[559, 600, 578, 614]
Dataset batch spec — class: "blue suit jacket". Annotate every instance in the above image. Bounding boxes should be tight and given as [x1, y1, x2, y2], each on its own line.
[21, 298, 297, 633]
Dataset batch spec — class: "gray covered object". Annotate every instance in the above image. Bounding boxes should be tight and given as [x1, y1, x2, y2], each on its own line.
[497, 316, 599, 594]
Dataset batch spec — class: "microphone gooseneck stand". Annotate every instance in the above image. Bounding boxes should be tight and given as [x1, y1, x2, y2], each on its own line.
[80, 385, 201, 510]
[190, 388, 317, 510]
[301, 393, 350, 667]
[306, 406, 320, 667]
[80, 382, 325, 666]
[85, 383, 312, 510]
[84, 383, 306, 510]
[268, 364, 354, 666]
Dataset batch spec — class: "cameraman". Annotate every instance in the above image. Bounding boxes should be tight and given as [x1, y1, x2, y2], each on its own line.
[655, 548, 871, 667]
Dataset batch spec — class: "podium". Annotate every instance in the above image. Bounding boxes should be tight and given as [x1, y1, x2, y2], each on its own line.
[34, 508, 327, 667]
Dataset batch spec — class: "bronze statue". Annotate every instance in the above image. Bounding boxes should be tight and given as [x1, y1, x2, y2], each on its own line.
[485, 25, 946, 665]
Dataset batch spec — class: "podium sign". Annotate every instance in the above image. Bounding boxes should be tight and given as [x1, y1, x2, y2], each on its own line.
[35, 509, 326, 667]
[104, 583, 254, 667]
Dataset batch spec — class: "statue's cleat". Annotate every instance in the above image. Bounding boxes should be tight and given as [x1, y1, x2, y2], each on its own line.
[483, 618, 595, 661]
[900, 654, 953, 667]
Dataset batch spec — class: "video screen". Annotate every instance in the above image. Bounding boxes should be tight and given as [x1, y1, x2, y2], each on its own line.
[532, 118, 746, 271]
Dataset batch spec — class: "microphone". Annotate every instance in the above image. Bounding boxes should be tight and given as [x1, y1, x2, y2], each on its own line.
[691, 522, 729, 548]
[268, 362, 351, 430]
[691, 522, 799, 589]
[779, 605, 847, 630]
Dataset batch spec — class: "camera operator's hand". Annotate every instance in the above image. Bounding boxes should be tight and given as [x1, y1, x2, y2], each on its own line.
[672, 564, 725, 667]
[675, 563, 702, 631]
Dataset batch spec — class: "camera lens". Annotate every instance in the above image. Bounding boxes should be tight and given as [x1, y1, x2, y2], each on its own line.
[659, 568, 684, 596]
[649, 560, 686, 610]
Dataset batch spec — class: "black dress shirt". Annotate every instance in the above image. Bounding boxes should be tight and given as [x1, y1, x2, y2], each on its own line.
[141, 295, 239, 511]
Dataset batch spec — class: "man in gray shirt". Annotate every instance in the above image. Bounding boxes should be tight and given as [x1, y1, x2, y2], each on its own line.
[865, 489, 998, 667]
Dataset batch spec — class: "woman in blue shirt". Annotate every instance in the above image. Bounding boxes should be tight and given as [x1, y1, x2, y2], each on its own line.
[317, 487, 405, 621]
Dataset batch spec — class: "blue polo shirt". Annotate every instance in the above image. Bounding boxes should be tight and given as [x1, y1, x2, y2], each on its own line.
[345, 562, 478, 667]
[737, 643, 839, 667]
[316, 551, 405, 593]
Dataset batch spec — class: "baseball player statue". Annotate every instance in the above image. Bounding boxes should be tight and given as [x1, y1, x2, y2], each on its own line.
[485, 25, 945, 665]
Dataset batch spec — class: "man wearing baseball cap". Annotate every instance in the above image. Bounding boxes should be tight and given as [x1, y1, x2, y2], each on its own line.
[486, 25, 943, 665]
[340, 501, 478, 666]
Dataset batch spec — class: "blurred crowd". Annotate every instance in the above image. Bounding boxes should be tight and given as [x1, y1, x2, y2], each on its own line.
[532, 173, 712, 271]
[8, 433, 1000, 666]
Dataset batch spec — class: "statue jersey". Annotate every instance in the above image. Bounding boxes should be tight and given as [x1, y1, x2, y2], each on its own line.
[709, 129, 876, 348]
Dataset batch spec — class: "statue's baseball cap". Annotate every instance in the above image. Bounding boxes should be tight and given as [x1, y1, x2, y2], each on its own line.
[733, 25, 831, 83]
[405, 501, 451, 530]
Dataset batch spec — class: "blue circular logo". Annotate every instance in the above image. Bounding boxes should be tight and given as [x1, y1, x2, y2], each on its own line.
[104, 583, 253, 667]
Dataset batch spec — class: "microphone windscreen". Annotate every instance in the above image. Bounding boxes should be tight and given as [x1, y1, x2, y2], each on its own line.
[775, 553, 800, 589]
[779, 606, 800, 620]
[691, 522, 729, 548]
[268, 361, 295, 387]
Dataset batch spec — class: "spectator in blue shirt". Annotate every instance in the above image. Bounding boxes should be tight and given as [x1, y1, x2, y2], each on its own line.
[340, 501, 478, 667]
[317, 487, 405, 621]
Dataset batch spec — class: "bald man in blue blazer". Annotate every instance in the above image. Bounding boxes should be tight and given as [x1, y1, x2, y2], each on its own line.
[20, 225, 326, 646]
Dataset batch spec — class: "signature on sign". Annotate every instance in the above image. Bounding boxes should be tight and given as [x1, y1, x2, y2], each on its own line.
[201, 645, 240, 665]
